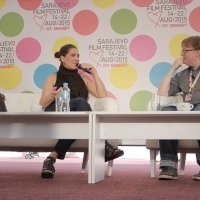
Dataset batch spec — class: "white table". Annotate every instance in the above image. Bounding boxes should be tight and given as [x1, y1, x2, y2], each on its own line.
[0, 112, 93, 183]
[91, 111, 200, 183]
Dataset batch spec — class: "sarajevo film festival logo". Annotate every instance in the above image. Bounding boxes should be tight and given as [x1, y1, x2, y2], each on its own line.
[147, 11, 163, 27]
[33, 14, 48, 31]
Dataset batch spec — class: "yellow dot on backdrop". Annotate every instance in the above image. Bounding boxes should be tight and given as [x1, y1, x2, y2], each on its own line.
[53, 37, 79, 57]
[92, 0, 116, 8]
[169, 34, 190, 59]
[110, 63, 137, 89]
[0, 0, 6, 9]
[0, 65, 22, 90]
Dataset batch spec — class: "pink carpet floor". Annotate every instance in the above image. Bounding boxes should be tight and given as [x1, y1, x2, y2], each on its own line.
[0, 157, 199, 200]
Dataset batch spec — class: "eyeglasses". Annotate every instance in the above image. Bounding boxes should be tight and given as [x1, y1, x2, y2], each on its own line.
[181, 49, 195, 54]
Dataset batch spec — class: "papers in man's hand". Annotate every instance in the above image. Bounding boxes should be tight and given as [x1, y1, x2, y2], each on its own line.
[160, 103, 177, 109]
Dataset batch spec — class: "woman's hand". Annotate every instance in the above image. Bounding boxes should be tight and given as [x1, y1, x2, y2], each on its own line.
[51, 87, 62, 99]
[81, 63, 107, 98]
[79, 63, 96, 75]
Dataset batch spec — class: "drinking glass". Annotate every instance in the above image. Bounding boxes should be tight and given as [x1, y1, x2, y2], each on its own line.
[151, 94, 160, 111]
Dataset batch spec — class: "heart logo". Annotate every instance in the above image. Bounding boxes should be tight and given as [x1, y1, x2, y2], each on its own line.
[89, 50, 104, 67]
[147, 11, 163, 28]
[33, 14, 48, 31]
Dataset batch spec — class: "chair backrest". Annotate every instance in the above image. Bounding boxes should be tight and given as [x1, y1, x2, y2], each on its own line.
[4, 93, 41, 112]
[87, 93, 97, 110]
[4, 92, 119, 113]
[147, 94, 183, 111]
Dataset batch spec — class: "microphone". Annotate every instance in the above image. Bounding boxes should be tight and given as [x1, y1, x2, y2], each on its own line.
[76, 63, 91, 74]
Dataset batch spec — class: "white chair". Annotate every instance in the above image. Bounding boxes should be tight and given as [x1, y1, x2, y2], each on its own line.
[146, 95, 200, 177]
[1, 93, 119, 175]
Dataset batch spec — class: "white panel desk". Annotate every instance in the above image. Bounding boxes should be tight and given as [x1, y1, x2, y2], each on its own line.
[0, 112, 93, 183]
[91, 111, 200, 183]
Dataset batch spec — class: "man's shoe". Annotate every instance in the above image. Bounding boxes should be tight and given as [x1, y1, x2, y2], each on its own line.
[192, 171, 200, 181]
[158, 166, 178, 180]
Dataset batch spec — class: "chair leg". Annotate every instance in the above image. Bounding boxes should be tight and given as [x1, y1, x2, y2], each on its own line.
[150, 149, 156, 177]
[179, 153, 186, 175]
[81, 152, 89, 173]
[107, 160, 113, 176]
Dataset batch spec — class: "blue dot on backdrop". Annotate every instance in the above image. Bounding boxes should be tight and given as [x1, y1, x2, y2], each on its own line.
[34, 64, 58, 89]
[149, 62, 176, 88]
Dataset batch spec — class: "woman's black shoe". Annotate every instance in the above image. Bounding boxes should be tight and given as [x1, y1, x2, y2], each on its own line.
[105, 140, 124, 162]
[41, 156, 56, 178]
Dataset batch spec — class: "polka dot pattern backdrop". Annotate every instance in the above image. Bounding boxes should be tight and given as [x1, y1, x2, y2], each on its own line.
[0, 0, 199, 111]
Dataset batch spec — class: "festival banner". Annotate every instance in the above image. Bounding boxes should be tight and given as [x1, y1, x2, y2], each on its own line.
[0, 0, 199, 111]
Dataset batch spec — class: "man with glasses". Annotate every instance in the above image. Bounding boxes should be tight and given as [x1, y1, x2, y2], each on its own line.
[157, 35, 200, 180]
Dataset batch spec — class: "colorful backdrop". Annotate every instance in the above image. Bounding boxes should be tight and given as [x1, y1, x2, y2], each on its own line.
[0, 0, 199, 111]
